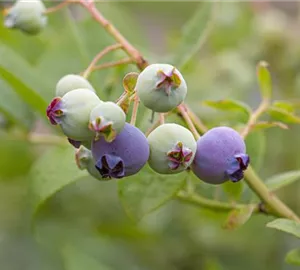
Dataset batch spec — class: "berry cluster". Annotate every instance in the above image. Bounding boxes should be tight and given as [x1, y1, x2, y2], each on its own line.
[46, 64, 250, 184]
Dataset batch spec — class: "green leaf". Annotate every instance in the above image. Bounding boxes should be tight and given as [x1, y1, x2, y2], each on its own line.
[222, 181, 244, 201]
[203, 99, 251, 118]
[245, 131, 266, 171]
[273, 101, 295, 113]
[285, 248, 300, 266]
[118, 165, 186, 220]
[265, 171, 300, 191]
[256, 61, 272, 99]
[0, 133, 34, 178]
[0, 66, 48, 116]
[251, 121, 288, 132]
[0, 43, 52, 105]
[62, 245, 112, 270]
[268, 107, 300, 124]
[172, 2, 216, 68]
[0, 79, 35, 130]
[29, 145, 87, 217]
[223, 205, 254, 230]
[266, 218, 300, 238]
[123, 72, 139, 94]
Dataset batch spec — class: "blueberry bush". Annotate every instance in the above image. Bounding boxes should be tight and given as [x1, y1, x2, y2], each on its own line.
[1, 1, 300, 269]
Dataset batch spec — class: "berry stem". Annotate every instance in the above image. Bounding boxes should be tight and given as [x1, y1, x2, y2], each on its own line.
[78, 0, 148, 70]
[145, 112, 171, 137]
[177, 104, 200, 140]
[176, 191, 279, 216]
[82, 43, 123, 78]
[130, 95, 140, 126]
[240, 99, 269, 138]
[92, 57, 135, 72]
[159, 113, 165, 125]
[116, 92, 129, 106]
[44, 0, 71, 15]
[244, 165, 300, 222]
[184, 104, 208, 134]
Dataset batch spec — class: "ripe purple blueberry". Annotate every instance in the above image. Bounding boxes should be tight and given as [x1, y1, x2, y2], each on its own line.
[191, 126, 250, 185]
[4, 0, 47, 35]
[147, 123, 197, 174]
[89, 101, 126, 142]
[136, 64, 187, 112]
[46, 89, 102, 141]
[91, 123, 149, 179]
[56, 74, 95, 97]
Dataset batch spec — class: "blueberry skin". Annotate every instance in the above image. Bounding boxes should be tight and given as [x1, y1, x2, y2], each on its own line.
[56, 74, 95, 97]
[136, 64, 187, 113]
[191, 126, 250, 185]
[147, 123, 197, 174]
[91, 123, 149, 179]
[46, 88, 102, 141]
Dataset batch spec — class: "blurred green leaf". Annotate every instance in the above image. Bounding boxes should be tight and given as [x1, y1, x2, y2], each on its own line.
[222, 181, 244, 201]
[265, 171, 300, 191]
[0, 20, 47, 65]
[251, 121, 288, 132]
[256, 61, 272, 99]
[203, 99, 251, 118]
[285, 248, 300, 266]
[0, 42, 52, 100]
[118, 165, 186, 220]
[245, 131, 266, 171]
[0, 79, 35, 130]
[29, 145, 87, 217]
[0, 66, 47, 116]
[173, 2, 215, 68]
[0, 134, 34, 178]
[266, 218, 300, 238]
[273, 101, 295, 113]
[268, 107, 300, 124]
[223, 205, 254, 230]
[62, 245, 112, 270]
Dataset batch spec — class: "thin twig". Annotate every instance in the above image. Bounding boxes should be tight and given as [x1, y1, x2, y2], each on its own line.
[177, 191, 278, 216]
[177, 104, 200, 140]
[130, 95, 140, 126]
[240, 99, 269, 138]
[78, 0, 148, 70]
[184, 104, 208, 134]
[159, 113, 165, 125]
[92, 57, 134, 72]
[44, 0, 72, 14]
[145, 112, 171, 137]
[244, 166, 300, 222]
[116, 92, 129, 106]
[82, 43, 123, 78]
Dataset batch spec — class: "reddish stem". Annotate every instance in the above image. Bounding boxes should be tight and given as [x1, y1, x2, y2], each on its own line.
[82, 44, 123, 78]
[78, 0, 148, 70]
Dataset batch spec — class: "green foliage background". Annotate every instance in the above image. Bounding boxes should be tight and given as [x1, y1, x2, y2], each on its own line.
[1, 2, 300, 270]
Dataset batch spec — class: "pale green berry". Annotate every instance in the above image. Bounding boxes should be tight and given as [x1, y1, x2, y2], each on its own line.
[75, 145, 108, 181]
[46, 89, 102, 141]
[136, 64, 187, 112]
[56, 74, 95, 97]
[147, 123, 196, 174]
[89, 102, 126, 142]
[4, 0, 47, 35]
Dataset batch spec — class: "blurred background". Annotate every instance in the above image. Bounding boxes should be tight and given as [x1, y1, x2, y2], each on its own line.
[1, 1, 300, 269]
